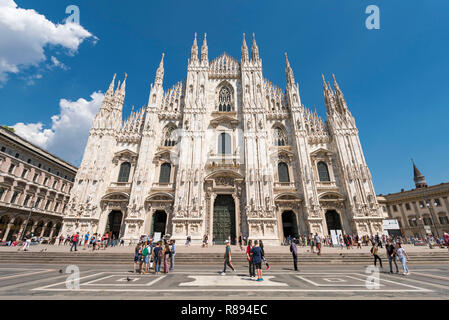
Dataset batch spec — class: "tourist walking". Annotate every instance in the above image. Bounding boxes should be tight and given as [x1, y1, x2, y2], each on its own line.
[309, 233, 315, 253]
[290, 238, 298, 271]
[371, 242, 383, 269]
[386, 239, 399, 274]
[169, 239, 176, 271]
[314, 233, 322, 255]
[250, 240, 264, 281]
[396, 243, 410, 275]
[238, 233, 243, 251]
[259, 240, 270, 270]
[70, 232, 79, 252]
[185, 235, 191, 246]
[246, 239, 255, 277]
[221, 240, 236, 275]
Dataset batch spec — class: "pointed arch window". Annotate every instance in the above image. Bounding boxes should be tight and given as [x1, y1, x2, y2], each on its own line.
[218, 86, 232, 112]
[274, 127, 287, 146]
[218, 133, 231, 155]
[159, 163, 171, 183]
[118, 162, 131, 182]
[163, 126, 178, 147]
[317, 161, 330, 182]
[278, 162, 290, 183]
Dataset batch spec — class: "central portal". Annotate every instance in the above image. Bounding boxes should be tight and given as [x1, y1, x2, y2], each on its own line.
[213, 195, 236, 245]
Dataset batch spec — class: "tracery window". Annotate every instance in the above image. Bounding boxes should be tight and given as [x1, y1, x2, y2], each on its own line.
[218, 132, 231, 155]
[317, 161, 330, 182]
[274, 127, 287, 146]
[163, 126, 178, 147]
[218, 86, 232, 112]
[159, 163, 171, 183]
[278, 162, 290, 183]
[118, 162, 131, 182]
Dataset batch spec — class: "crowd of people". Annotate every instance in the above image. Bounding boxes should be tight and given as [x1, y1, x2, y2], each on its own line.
[133, 237, 176, 274]
[61, 232, 125, 252]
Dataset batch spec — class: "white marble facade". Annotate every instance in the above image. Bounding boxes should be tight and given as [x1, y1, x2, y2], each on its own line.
[61, 33, 385, 245]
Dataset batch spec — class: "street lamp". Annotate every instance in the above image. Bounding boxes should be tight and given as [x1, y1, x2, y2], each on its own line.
[425, 199, 440, 238]
[21, 200, 35, 241]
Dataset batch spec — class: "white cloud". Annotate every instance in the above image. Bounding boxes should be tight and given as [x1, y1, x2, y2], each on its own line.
[50, 56, 68, 70]
[0, 0, 95, 84]
[12, 92, 105, 165]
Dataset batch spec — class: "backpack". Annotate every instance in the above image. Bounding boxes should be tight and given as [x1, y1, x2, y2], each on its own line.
[142, 247, 148, 256]
[158, 247, 164, 258]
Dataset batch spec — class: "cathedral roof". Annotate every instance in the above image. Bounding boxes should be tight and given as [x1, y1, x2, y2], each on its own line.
[209, 52, 240, 78]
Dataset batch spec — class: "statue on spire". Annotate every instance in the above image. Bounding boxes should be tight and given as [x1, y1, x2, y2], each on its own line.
[190, 32, 198, 62]
[155, 53, 164, 85]
[241, 33, 249, 63]
[201, 33, 208, 63]
[251, 33, 260, 62]
[285, 53, 295, 85]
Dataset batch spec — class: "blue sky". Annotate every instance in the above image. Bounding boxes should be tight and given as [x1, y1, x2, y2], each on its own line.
[1, 0, 448, 195]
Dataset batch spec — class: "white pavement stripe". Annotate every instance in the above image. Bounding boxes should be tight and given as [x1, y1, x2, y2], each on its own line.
[32, 272, 107, 291]
[351, 273, 430, 291]
[0, 269, 55, 281]
[32, 288, 431, 293]
[380, 273, 449, 290]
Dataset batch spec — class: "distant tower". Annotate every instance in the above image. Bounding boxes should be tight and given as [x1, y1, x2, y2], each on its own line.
[412, 160, 427, 188]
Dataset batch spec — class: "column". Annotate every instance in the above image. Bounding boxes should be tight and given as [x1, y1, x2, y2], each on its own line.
[233, 193, 240, 243]
[209, 193, 215, 238]
[2, 222, 14, 242]
[39, 222, 47, 238]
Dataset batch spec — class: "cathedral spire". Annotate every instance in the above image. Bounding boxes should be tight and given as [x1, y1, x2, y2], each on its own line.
[201, 33, 208, 63]
[251, 33, 260, 62]
[105, 73, 116, 98]
[155, 53, 164, 85]
[190, 32, 199, 63]
[412, 159, 428, 188]
[241, 33, 249, 63]
[285, 52, 295, 86]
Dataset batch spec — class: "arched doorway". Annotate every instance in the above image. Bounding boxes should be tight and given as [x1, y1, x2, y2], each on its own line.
[282, 211, 299, 240]
[7, 217, 23, 241]
[151, 210, 167, 236]
[0, 216, 10, 238]
[325, 210, 343, 234]
[43, 221, 53, 237]
[34, 220, 44, 237]
[105, 211, 123, 239]
[213, 195, 236, 245]
[54, 222, 62, 237]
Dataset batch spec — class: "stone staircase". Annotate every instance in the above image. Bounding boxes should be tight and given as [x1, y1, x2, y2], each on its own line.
[0, 250, 448, 265]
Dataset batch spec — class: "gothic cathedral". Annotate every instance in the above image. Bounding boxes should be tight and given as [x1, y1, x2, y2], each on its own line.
[61, 33, 385, 245]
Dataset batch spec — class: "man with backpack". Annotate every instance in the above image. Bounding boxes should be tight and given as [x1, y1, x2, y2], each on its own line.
[169, 239, 176, 271]
[141, 243, 150, 274]
[290, 238, 298, 271]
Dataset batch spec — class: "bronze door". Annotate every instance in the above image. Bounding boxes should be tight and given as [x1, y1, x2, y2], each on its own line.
[213, 195, 236, 245]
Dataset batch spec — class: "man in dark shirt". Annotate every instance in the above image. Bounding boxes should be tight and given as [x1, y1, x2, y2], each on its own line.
[290, 238, 298, 271]
[250, 240, 263, 281]
[221, 240, 236, 275]
[386, 239, 399, 273]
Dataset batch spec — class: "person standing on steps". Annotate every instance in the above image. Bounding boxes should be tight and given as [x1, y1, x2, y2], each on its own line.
[290, 238, 298, 271]
[371, 242, 383, 269]
[169, 239, 176, 271]
[221, 240, 236, 275]
[386, 239, 399, 274]
[250, 240, 264, 281]
[246, 239, 255, 277]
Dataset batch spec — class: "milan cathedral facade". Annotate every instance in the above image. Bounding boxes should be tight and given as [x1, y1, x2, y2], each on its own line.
[60, 33, 385, 245]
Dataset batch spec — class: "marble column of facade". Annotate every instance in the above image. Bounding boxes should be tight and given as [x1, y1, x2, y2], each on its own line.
[232, 193, 240, 241]
[2, 222, 14, 241]
[39, 222, 47, 238]
[209, 193, 216, 238]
